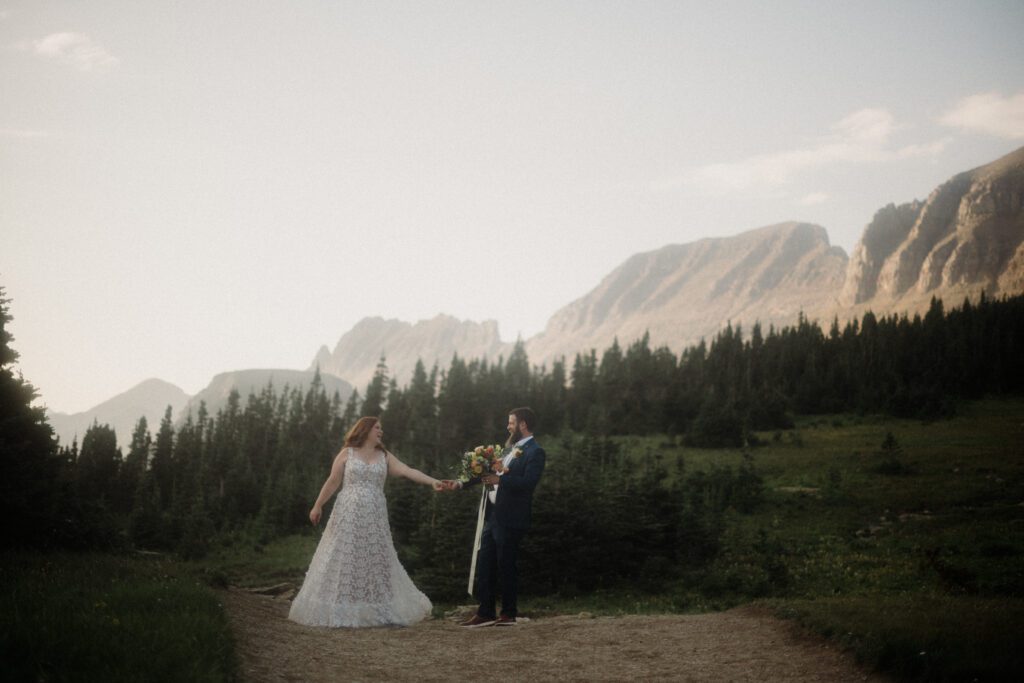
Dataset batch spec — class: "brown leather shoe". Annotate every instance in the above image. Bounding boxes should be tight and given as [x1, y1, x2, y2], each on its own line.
[460, 614, 496, 628]
[494, 615, 516, 625]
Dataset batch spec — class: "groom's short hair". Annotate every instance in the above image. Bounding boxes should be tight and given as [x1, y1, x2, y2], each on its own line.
[509, 407, 537, 432]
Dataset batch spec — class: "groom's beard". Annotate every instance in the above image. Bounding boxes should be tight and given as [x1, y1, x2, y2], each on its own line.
[505, 426, 523, 448]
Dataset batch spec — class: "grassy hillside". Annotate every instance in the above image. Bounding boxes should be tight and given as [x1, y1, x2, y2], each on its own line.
[192, 398, 1024, 680]
[6, 397, 1019, 681]
[614, 397, 1024, 679]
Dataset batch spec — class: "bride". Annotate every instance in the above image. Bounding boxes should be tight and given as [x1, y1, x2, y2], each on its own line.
[288, 416, 443, 628]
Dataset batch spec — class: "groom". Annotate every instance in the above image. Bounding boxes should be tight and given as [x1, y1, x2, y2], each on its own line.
[455, 407, 546, 627]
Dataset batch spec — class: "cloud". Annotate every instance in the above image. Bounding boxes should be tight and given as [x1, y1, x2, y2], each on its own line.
[831, 108, 895, 144]
[939, 91, 1024, 140]
[32, 32, 118, 71]
[797, 192, 829, 206]
[659, 108, 948, 195]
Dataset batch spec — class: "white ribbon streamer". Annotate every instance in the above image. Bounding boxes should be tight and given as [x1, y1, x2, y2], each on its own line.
[467, 486, 488, 595]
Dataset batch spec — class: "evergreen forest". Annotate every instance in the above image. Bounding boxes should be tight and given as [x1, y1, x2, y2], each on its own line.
[3, 289, 1023, 600]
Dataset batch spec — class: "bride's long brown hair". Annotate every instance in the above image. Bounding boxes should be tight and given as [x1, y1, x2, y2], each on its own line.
[343, 416, 389, 455]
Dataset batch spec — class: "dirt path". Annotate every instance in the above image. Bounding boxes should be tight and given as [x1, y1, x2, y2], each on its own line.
[221, 588, 886, 682]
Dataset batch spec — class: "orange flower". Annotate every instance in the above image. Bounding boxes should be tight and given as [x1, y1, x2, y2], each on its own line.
[455, 443, 507, 483]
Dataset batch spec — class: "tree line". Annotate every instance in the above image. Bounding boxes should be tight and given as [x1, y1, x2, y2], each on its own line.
[2, 288, 1022, 592]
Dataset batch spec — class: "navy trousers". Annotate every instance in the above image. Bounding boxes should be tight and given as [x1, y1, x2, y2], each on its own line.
[475, 517, 526, 619]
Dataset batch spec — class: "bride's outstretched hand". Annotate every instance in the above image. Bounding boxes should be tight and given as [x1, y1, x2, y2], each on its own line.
[431, 480, 444, 492]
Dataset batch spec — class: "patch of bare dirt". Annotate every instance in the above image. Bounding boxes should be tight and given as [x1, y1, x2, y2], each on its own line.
[221, 588, 887, 682]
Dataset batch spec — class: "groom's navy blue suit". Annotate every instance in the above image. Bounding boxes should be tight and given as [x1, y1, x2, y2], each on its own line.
[465, 436, 545, 619]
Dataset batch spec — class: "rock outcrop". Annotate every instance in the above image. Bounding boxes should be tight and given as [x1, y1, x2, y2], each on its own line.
[311, 315, 511, 392]
[843, 146, 1024, 314]
[526, 222, 848, 363]
[840, 201, 923, 306]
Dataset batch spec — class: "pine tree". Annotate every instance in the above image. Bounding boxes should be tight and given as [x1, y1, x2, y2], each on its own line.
[129, 470, 164, 549]
[151, 406, 175, 511]
[504, 340, 531, 408]
[341, 389, 361, 434]
[120, 417, 151, 514]
[405, 360, 438, 469]
[535, 358, 567, 435]
[169, 409, 204, 544]
[76, 422, 122, 508]
[0, 286, 63, 549]
[382, 379, 409, 450]
[362, 357, 390, 417]
[206, 390, 241, 521]
[437, 354, 478, 455]
[568, 350, 598, 431]
[596, 339, 626, 433]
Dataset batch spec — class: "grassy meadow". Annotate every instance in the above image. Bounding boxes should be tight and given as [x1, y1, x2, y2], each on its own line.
[191, 397, 1024, 679]
[615, 397, 1024, 679]
[3, 397, 1021, 681]
[0, 552, 237, 682]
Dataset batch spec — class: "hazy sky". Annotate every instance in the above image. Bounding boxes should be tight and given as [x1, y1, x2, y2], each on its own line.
[3, 1, 1023, 414]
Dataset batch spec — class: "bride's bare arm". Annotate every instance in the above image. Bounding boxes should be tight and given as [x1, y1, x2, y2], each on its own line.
[310, 449, 348, 524]
[386, 452, 442, 490]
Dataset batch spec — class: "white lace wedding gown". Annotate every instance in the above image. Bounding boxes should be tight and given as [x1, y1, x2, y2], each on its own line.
[288, 449, 432, 627]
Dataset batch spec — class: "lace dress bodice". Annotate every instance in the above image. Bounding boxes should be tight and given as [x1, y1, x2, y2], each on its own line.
[288, 449, 432, 627]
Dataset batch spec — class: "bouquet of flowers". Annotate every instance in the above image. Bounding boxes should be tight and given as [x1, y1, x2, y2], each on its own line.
[455, 444, 506, 483]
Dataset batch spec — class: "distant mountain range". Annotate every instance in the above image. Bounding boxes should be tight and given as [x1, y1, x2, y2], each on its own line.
[52, 146, 1024, 446]
[314, 145, 1024, 382]
[48, 370, 352, 449]
[48, 378, 189, 449]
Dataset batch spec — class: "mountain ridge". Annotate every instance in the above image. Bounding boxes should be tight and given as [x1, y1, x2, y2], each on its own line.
[316, 146, 1023, 379]
[49, 369, 352, 449]
[47, 378, 189, 448]
[311, 314, 511, 392]
[839, 145, 1024, 318]
[178, 369, 353, 425]
[525, 221, 848, 364]
[56, 145, 1024, 440]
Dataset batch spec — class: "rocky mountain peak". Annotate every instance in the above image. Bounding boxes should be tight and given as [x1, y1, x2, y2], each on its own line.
[312, 314, 510, 392]
[844, 145, 1024, 312]
[526, 221, 848, 365]
[312, 345, 332, 371]
[840, 201, 923, 306]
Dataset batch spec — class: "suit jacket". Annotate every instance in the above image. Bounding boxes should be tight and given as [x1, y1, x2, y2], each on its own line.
[466, 437, 546, 530]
